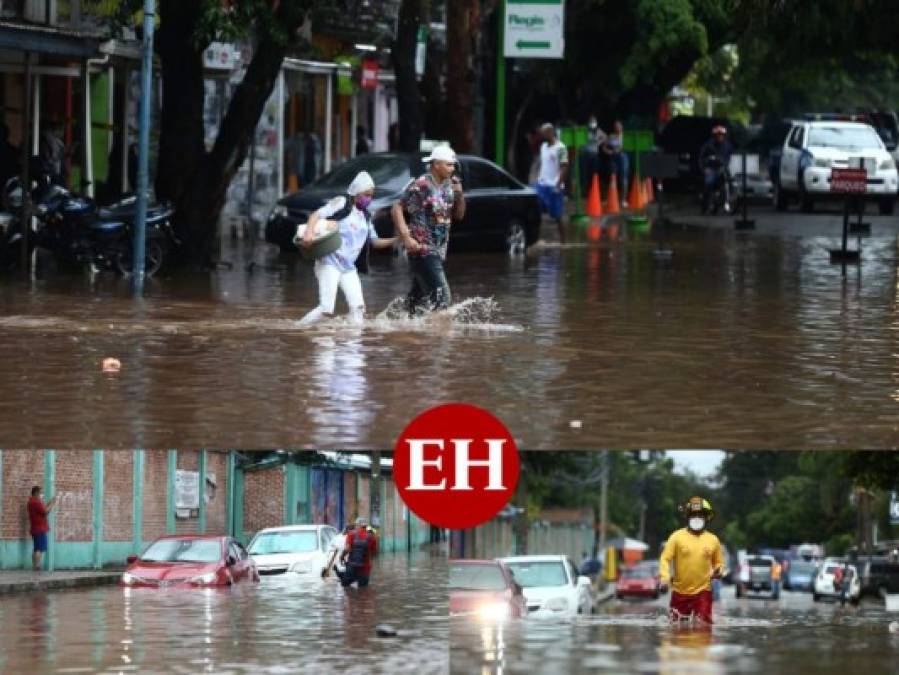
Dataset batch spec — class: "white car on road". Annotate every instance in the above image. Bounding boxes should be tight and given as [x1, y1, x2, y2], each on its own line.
[501, 555, 595, 618]
[776, 120, 898, 213]
[813, 560, 861, 604]
[248, 524, 338, 577]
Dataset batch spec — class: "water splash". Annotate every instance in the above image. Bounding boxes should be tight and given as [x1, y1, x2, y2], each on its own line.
[369, 296, 523, 334]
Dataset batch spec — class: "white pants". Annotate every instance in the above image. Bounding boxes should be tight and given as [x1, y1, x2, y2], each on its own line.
[299, 262, 365, 326]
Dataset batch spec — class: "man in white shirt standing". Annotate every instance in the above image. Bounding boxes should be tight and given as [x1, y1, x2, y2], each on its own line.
[535, 122, 569, 243]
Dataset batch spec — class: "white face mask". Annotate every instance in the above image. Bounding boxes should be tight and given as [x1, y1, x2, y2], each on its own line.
[688, 517, 705, 532]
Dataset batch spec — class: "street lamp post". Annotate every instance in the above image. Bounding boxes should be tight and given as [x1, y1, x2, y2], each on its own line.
[132, 0, 156, 293]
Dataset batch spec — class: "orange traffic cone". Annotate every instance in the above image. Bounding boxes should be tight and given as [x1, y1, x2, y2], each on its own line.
[586, 173, 603, 218]
[628, 174, 646, 210]
[606, 174, 621, 214]
[644, 178, 655, 203]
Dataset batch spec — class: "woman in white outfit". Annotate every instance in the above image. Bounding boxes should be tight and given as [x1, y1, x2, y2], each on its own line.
[298, 171, 396, 326]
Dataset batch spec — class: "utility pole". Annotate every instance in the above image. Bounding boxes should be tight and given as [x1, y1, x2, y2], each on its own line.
[598, 450, 609, 560]
[132, 0, 156, 293]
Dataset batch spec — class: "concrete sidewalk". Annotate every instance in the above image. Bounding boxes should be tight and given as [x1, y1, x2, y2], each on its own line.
[0, 569, 122, 594]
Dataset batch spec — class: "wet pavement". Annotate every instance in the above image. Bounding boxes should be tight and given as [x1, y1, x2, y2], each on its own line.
[3, 207, 899, 449]
[450, 586, 899, 674]
[0, 551, 448, 674]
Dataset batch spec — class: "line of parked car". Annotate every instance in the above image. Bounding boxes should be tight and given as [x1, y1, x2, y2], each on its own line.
[449, 555, 596, 621]
[120, 524, 347, 588]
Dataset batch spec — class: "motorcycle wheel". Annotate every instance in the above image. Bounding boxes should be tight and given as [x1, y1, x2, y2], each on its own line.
[115, 238, 165, 277]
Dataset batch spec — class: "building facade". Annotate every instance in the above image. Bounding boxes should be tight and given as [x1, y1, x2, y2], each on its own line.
[0, 450, 431, 570]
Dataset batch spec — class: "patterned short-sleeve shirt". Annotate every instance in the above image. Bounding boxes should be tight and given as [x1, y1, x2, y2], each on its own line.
[400, 173, 455, 260]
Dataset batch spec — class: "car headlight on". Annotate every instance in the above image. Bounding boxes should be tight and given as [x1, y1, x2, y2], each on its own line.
[191, 572, 218, 584]
[545, 597, 570, 612]
[880, 158, 896, 170]
[476, 602, 511, 622]
[122, 572, 136, 585]
[269, 204, 288, 221]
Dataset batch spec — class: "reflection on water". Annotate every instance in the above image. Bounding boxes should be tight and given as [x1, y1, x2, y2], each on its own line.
[0, 552, 447, 674]
[2, 223, 899, 449]
[450, 589, 899, 674]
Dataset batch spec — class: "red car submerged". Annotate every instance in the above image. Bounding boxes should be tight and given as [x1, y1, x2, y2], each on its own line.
[449, 559, 527, 620]
[616, 563, 663, 599]
[121, 535, 260, 588]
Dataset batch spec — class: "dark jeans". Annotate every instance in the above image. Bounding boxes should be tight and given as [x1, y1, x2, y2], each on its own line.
[339, 565, 370, 587]
[407, 254, 451, 316]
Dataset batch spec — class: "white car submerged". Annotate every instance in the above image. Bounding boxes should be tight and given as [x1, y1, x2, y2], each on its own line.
[248, 524, 338, 577]
[813, 560, 861, 604]
[501, 555, 595, 618]
[776, 120, 898, 213]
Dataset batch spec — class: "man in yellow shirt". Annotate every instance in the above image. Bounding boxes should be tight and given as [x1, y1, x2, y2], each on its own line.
[659, 496, 724, 624]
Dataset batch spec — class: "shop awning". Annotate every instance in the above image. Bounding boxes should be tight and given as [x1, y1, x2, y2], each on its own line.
[0, 20, 102, 58]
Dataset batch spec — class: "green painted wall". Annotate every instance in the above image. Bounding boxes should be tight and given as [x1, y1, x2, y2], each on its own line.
[0, 450, 242, 571]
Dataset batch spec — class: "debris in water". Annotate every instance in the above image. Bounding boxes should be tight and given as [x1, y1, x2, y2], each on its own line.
[889, 621, 899, 633]
[102, 357, 121, 373]
[375, 624, 398, 637]
[570, 420, 583, 429]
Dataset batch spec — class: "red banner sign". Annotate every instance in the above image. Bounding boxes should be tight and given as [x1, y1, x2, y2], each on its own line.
[831, 168, 867, 194]
[361, 59, 379, 90]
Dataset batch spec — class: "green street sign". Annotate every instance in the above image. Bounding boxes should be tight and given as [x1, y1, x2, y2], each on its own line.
[504, 0, 565, 59]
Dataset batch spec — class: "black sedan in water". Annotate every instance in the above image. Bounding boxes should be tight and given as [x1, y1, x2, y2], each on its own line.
[265, 152, 541, 255]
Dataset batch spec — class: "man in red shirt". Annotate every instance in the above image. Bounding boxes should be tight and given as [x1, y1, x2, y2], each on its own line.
[340, 517, 378, 588]
[27, 486, 57, 571]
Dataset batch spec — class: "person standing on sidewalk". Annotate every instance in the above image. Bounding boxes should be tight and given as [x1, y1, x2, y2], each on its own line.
[535, 123, 569, 243]
[27, 486, 58, 571]
[659, 496, 724, 624]
[391, 145, 465, 316]
[602, 120, 629, 208]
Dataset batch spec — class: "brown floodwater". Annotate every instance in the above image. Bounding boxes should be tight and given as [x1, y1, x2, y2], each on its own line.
[450, 587, 899, 674]
[0, 550, 448, 674]
[2, 214, 899, 449]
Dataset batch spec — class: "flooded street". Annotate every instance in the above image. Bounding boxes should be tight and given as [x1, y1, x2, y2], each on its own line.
[450, 587, 899, 674]
[3, 214, 899, 449]
[0, 551, 447, 674]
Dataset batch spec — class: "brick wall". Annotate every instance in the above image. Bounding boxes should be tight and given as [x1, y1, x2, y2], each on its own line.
[205, 452, 227, 535]
[54, 452, 94, 543]
[243, 467, 284, 536]
[1, 450, 44, 540]
[142, 450, 169, 541]
[103, 451, 133, 541]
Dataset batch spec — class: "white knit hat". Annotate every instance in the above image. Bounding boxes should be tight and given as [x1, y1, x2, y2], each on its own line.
[347, 170, 375, 196]
[422, 145, 456, 163]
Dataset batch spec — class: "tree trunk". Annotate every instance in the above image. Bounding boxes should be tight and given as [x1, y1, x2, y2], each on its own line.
[446, 0, 477, 152]
[154, 0, 207, 213]
[156, 2, 312, 268]
[392, 0, 429, 152]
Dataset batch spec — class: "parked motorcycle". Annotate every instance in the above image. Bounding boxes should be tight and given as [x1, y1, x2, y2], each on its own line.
[2, 170, 177, 276]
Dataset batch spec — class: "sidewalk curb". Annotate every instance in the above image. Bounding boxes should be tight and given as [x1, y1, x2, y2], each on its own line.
[0, 573, 121, 595]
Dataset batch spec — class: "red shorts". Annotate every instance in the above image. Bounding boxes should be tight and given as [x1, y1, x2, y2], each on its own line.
[669, 590, 713, 624]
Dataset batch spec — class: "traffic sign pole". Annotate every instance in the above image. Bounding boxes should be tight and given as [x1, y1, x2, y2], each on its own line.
[495, 0, 506, 166]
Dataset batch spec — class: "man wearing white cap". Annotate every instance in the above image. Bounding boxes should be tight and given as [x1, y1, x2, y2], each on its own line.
[297, 170, 397, 326]
[391, 144, 465, 315]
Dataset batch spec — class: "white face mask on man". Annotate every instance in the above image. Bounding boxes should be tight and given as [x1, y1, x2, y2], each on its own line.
[688, 517, 705, 532]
